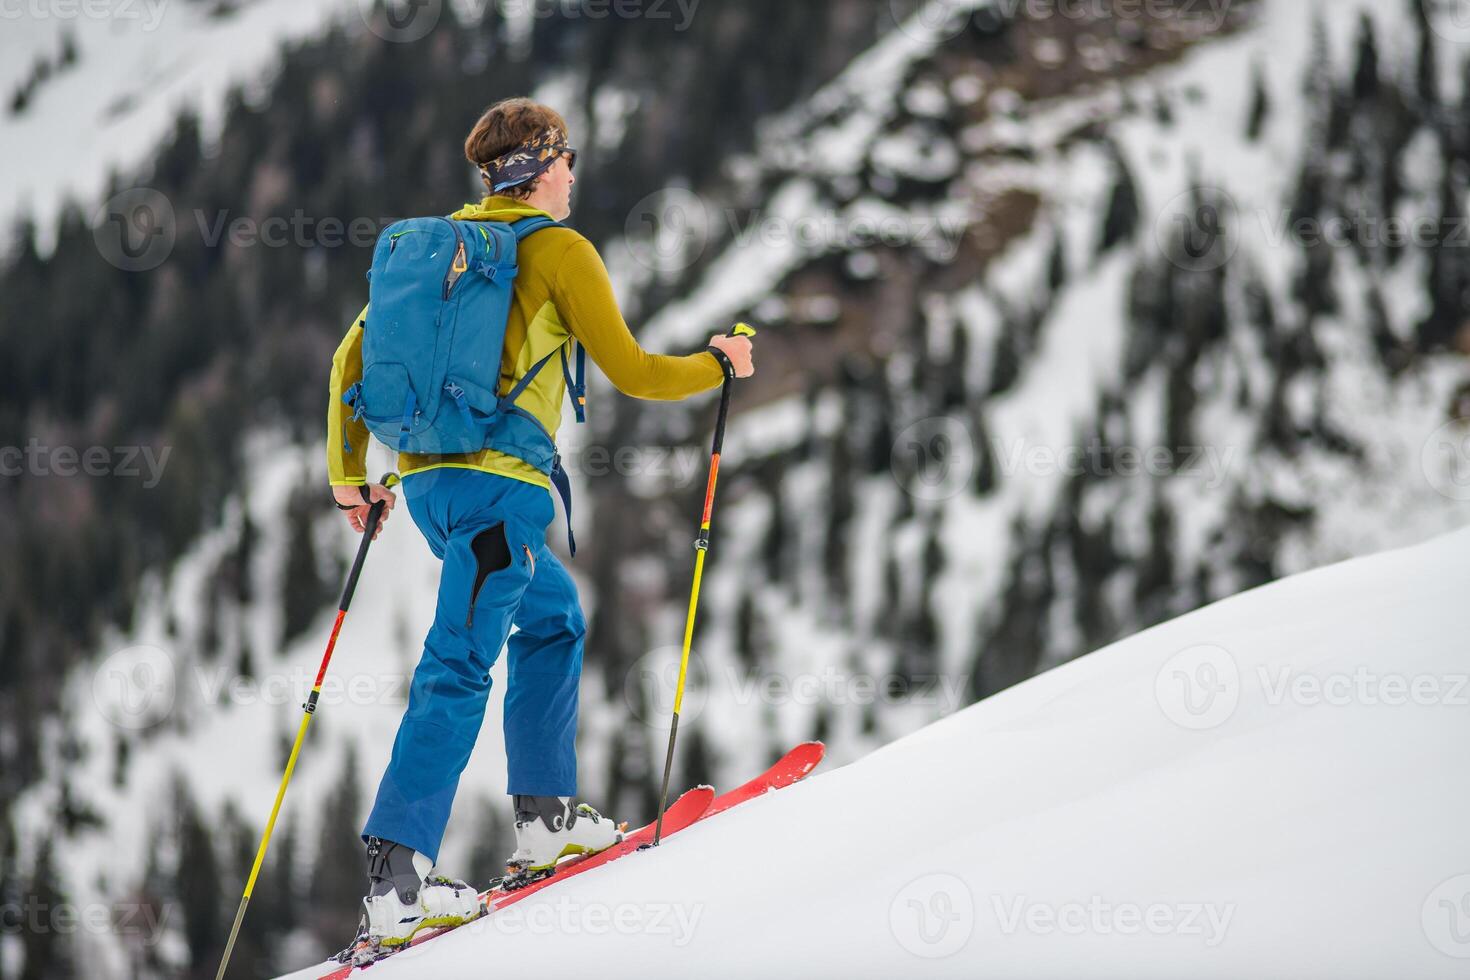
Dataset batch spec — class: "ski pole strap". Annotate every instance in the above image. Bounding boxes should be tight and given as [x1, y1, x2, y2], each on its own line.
[706, 322, 756, 381]
[333, 484, 372, 510]
[705, 345, 736, 380]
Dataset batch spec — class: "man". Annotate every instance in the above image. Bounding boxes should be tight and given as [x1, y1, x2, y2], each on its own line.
[326, 96, 755, 949]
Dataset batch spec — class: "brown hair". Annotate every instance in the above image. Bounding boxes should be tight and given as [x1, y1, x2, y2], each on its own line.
[464, 97, 570, 199]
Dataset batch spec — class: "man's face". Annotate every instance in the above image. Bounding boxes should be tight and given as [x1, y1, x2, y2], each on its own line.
[538, 153, 575, 221]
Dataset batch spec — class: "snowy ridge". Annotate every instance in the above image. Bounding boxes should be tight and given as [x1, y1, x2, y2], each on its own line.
[280, 525, 1470, 979]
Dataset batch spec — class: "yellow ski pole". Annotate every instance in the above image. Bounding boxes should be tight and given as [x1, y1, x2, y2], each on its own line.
[215, 472, 399, 980]
[651, 324, 756, 845]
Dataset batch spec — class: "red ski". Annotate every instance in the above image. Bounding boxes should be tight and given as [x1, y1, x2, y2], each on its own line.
[311, 742, 823, 978]
[485, 740, 823, 917]
[315, 786, 712, 978]
[481, 782, 709, 915]
[701, 741, 824, 820]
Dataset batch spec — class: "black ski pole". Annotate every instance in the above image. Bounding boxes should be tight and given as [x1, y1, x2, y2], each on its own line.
[215, 472, 399, 980]
[651, 323, 756, 846]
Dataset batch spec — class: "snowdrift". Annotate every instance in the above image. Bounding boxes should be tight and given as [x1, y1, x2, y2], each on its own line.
[279, 525, 1470, 979]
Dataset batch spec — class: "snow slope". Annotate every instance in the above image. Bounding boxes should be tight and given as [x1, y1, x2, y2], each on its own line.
[278, 525, 1470, 979]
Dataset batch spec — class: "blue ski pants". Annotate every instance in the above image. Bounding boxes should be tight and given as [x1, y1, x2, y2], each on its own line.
[362, 468, 584, 862]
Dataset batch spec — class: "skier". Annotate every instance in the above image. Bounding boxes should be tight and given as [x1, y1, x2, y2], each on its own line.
[325, 97, 755, 951]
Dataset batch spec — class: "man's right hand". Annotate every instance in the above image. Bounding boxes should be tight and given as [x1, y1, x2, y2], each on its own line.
[708, 334, 755, 379]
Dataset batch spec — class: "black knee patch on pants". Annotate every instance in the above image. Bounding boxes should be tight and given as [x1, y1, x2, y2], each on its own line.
[466, 523, 511, 629]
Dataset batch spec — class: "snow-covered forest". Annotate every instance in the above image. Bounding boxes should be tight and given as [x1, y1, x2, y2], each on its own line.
[1, 0, 1468, 976]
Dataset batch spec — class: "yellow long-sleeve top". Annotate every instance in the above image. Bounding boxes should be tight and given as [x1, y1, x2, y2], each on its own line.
[328, 197, 725, 489]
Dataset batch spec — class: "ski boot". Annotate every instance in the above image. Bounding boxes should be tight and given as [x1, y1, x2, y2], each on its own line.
[334, 837, 482, 966]
[502, 796, 624, 887]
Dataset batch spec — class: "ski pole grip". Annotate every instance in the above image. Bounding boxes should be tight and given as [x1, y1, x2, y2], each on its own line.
[362, 471, 401, 538]
[339, 472, 399, 610]
[707, 322, 757, 382]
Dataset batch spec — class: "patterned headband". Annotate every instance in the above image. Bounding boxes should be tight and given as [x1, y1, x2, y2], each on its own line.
[480, 128, 573, 194]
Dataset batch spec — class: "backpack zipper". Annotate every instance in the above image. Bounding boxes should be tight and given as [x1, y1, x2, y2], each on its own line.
[445, 240, 468, 297]
[439, 218, 468, 298]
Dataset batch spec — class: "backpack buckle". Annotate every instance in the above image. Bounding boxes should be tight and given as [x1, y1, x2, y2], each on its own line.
[343, 383, 365, 422]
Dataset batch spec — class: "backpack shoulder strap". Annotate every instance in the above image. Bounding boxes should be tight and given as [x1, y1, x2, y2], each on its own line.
[510, 215, 560, 240]
[508, 215, 587, 424]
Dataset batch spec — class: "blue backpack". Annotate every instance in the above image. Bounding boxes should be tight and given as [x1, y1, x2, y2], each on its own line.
[341, 214, 587, 553]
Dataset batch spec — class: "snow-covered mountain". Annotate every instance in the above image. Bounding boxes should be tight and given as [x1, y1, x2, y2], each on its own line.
[0, 0, 365, 253]
[277, 523, 1470, 980]
[5, 0, 1470, 977]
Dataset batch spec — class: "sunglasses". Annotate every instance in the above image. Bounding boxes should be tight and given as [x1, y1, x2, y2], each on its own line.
[554, 144, 578, 172]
